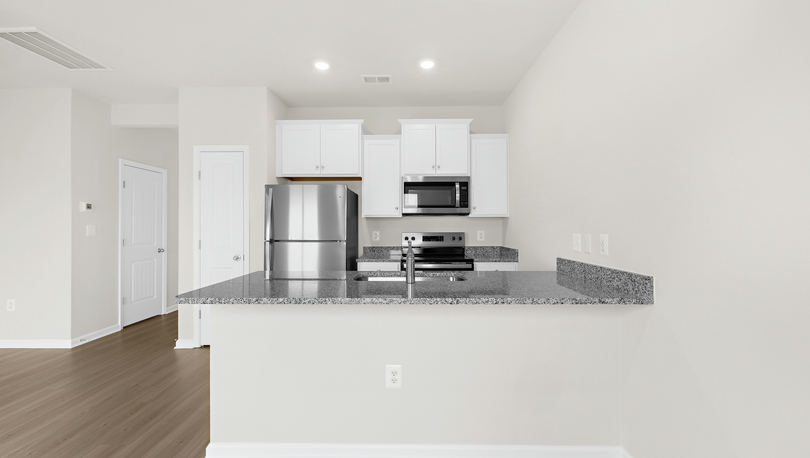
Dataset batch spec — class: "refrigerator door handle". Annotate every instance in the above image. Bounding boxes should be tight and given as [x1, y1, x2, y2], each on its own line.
[265, 186, 273, 241]
[264, 242, 273, 279]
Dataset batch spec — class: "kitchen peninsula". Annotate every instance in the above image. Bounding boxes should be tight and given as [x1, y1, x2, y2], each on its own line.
[177, 260, 652, 457]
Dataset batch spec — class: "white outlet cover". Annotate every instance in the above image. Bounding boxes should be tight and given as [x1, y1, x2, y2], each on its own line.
[86, 224, 97, 236]
[583, 234, 592, 253]
[372, 231, 380, 241]
[477, 230, 485, 241]
[600, 234, 609, 255]
[6, 299, 15, 311]
[386, 365, 402, 388]
[573, 233, 581, 252]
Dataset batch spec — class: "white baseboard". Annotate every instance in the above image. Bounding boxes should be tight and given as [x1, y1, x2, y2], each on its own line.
[174, 338, 200, 349]
[622, 449, 634, 458]
[71, 324, 121, 347]
[166, 304, 178, 313]
[0, 339, 72, 349]
[205, 443, 628, 458]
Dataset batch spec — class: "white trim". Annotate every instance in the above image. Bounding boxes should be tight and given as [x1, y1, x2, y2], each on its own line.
[204, 443, 628, 458]
[174, 338, 199, 350]
[70, 324, 121, 347]
[0, 340, 72, 349]
[621, 449, 635, 458]
[193, 304, 202, 348]
[119, 159, 169, 329]
[193, 145, 250, 290]
[166, 304, 178, 313]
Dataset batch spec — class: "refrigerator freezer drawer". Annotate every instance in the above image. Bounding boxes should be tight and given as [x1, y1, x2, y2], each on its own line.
[265, 241, 349, 279]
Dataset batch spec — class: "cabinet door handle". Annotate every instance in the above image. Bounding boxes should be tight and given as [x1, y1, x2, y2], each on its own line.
[437, 165, 441, 169]
[395, 206, 398, 210]
[473, 206, 476, 209]
[431, 165, 435, 169]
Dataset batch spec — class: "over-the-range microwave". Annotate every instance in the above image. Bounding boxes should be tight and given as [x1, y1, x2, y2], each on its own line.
[402, 176, 470, 216]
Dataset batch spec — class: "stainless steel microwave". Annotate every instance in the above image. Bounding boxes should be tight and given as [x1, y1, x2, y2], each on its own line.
[402, 176, 470, 215]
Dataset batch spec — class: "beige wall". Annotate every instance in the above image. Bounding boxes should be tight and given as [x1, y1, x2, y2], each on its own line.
[287, 106, 507, 248]
[503, 0, 810, 456]
[211, 304, 622, 445]
[0, 89, 73, 341]
[70, 92, 178, 339]
[0, 89, 177, 343]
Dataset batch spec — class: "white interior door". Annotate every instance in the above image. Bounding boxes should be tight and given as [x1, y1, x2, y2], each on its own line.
[200, 151, 246, 287]
[121, 163, 165, 327]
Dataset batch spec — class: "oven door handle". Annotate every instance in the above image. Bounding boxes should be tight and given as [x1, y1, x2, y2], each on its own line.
[413, 262, 472, 269]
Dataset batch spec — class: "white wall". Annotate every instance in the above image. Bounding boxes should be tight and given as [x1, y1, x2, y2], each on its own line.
[70, 92, 178, 339]
[177, 88, 287, 340]
[0, 89, 73, 341]
[502, 0, 810, 456]
[287, 106, 508, 248]
[211, 304, 622, 446]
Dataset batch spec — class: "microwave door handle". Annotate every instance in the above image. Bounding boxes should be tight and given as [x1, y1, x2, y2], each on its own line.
[455, 182, 461, 208]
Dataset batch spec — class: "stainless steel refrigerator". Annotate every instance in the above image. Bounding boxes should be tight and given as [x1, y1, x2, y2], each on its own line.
[264, 184, 358, 279]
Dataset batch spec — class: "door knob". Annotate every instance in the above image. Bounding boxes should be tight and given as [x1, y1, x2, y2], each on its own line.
[233, 255, 241, 261]
[157, 248, 165, 253]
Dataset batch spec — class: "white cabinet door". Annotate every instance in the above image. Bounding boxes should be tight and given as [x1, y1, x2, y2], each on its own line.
[357, 262, 401, 271]
[320, 123, 361, 176]
[474, 262, 518, 271]
[362, 136, 401, 217]
[401, 124, 436, 175]
[436, 123, 469, 175]
[280, 123, 321, 176]
[470, 135, 509, 217]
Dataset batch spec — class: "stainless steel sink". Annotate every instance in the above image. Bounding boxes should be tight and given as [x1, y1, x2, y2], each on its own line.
[353, 275, 465, 282]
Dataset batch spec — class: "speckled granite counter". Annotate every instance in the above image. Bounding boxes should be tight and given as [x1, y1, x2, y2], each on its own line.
[176, 267, 651, 306]
[357, 245, 519, 263]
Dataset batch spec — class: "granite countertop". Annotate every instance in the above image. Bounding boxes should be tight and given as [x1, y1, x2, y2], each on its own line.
[176, 266, 652, 306]
[357, 246, 519, 263]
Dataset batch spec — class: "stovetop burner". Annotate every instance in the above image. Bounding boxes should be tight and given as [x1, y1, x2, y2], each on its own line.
[401, 232, 473, 271]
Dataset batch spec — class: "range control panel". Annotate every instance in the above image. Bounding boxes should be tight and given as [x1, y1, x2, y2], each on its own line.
[401, 232, 465, 248]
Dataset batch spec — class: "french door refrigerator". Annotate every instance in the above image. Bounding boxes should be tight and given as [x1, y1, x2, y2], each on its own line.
[264, 184, 358, 279]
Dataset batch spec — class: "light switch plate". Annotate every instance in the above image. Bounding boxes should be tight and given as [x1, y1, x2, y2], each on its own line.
[583, 234, 592, 253]
[573, 233, 581, 252]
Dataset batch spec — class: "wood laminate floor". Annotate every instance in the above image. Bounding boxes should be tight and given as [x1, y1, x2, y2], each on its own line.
[0, 312, 209, 458]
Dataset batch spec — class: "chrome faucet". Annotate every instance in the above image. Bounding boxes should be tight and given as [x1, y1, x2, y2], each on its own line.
[406, 240, 416, 284]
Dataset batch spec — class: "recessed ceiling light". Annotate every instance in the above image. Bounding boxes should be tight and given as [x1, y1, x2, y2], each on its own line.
[314, 61, 330, 70]
[420, 60, 435, 69]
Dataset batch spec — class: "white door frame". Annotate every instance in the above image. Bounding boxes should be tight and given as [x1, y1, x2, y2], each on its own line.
[118, 159, 169, 329]
[193, 145, 250, 289]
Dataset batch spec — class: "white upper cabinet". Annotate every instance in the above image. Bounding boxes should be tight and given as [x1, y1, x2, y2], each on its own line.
[470, 134, 509, 217]
[362, 136, 402, 217]
[276, 120, 367, 177]
[400, 119, 472, 176]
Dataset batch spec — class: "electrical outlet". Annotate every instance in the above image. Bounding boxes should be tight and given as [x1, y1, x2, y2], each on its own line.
[86, 224, 96, 236]
[372, 231, 380, 242]
[7, 299, 15, 311]
[477, 230, 485, 241]
[386, 365, 402, 388]
[572, 233, 581, 252]
[583, 234, 592, 254]
[600, 234, 609, 255]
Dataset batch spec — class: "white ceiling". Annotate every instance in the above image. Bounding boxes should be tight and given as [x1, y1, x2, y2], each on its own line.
[0, 0, 581, 107]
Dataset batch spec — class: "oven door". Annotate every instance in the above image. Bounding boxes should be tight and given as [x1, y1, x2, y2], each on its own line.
[402, 176, 469, 215]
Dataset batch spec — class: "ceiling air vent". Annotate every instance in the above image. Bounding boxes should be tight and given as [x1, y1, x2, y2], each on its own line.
[0, 27, 112, 70]
[362, 75, 391, 84]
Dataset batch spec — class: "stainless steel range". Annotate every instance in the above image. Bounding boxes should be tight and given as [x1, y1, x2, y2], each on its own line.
[400, 232, 474, 271]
